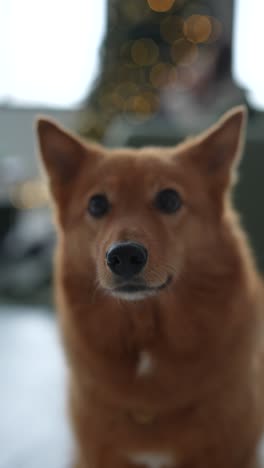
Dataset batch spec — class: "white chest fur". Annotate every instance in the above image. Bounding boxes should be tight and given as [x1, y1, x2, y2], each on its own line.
[129, 452, 174, 468]
[137, 351, 154, 376]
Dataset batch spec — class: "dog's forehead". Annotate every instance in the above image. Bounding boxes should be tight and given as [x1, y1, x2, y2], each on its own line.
[92, 147, 175, 191]
[79, 144, 196, 200]
[97, 146, 182, 180]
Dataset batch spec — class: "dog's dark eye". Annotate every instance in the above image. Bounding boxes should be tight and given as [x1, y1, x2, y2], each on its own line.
[155, 189, 182, 214]
[88, 194, 110, 218]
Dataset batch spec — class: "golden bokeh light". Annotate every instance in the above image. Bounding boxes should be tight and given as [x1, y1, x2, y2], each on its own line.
[125, 91, 158, 118]
[147, 0, 175, 12]
[150, 62, 177, 88]
[184, 15, 212, 44]
[160, 15, 184, 44]
[99, 82, 140, 112]
[171, 38, 198, 66]
[11, 180, 49, 210]
[131, 38, 159, 67]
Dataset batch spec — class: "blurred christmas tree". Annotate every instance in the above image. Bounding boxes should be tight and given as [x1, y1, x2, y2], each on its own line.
[79, 0, 241, 141]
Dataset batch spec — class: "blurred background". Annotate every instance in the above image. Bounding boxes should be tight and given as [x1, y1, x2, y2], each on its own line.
[1, 0, 264, 467]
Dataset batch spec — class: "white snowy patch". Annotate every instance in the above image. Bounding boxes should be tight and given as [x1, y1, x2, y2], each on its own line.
[128, 452, 174, 468]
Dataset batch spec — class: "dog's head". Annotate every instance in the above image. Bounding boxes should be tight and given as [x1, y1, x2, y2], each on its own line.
[37, 107, 246, 302]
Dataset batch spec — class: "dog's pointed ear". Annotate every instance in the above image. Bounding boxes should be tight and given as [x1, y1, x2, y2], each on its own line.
[191, 106, 247, 182]
[36, 118, 98, 187]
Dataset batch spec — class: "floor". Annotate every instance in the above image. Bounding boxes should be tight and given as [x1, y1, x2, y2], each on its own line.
[0, 306, 73, 468]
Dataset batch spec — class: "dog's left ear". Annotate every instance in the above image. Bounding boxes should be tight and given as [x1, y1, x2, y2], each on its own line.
[36, 118, 89, 186]
[36, 117, 103, 207]
[190, 106, 247, 185]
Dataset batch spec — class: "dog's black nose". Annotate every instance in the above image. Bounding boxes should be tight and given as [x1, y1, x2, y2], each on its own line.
[106, 242, 148, 278]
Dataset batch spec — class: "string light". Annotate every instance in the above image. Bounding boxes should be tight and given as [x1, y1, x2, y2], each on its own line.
[183, 15, 212, 44]
[125, 91, 158, 118]
[10, 180, 49, 210]
[147, 0, 175, 12]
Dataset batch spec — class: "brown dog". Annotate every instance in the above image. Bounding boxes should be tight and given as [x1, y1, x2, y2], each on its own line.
[37, 107, 264, 468]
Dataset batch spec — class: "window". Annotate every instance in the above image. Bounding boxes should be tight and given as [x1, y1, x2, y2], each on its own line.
[0, 0, 106, 108]
[233, 0, 264, 110]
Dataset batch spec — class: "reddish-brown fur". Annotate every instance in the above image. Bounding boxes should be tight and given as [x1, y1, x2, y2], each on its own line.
[37, 107, 264, 468]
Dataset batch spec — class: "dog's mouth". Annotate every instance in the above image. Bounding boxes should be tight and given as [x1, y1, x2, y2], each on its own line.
[108, 275, 172, 301]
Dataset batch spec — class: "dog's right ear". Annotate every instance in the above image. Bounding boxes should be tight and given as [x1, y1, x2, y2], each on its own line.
[36, 118, 91, 188]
